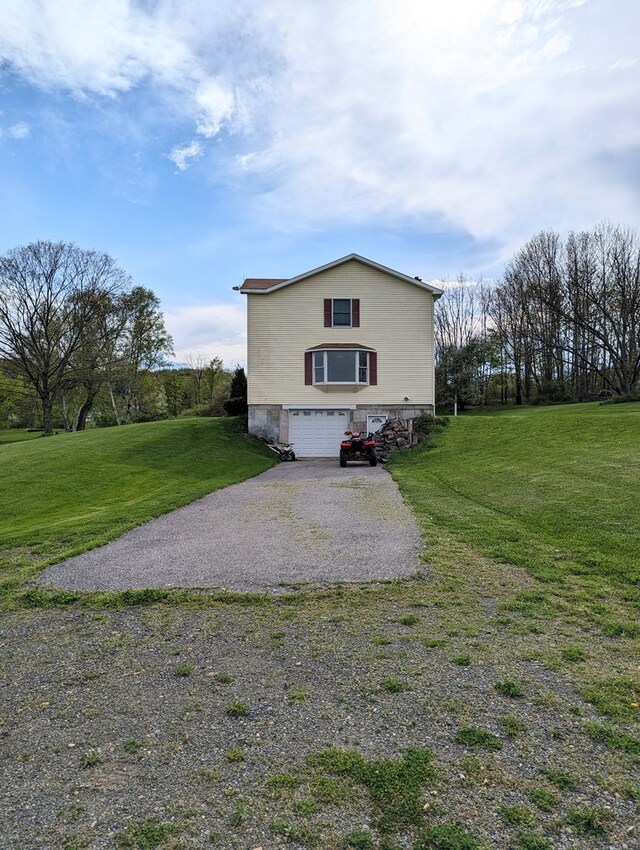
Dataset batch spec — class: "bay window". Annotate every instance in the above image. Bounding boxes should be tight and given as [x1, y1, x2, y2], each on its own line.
[312, 349, 369, 384]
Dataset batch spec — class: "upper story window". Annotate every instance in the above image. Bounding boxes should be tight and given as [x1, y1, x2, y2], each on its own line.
[324, 298, 360, 328]
[332, 299, 351, 326]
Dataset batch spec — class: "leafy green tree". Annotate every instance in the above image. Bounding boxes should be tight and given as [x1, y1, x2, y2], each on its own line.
[163, 372, 187, 418]
[437, 337, 496, 414]
[223, 366, 248, 415]
[108, 287, 173, 424]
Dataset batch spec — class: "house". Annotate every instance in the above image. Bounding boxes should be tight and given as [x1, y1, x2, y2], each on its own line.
[236, 253, 442, 457]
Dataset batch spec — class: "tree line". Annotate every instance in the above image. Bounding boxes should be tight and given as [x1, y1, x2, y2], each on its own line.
[436, 222, 640, 410]
[0, 240, 245, 433]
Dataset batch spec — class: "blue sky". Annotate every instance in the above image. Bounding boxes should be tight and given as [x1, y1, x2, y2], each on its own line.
[1, 0, 639, 365]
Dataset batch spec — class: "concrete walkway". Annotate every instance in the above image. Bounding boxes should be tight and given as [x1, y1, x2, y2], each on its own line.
[39, 461, 423, 592]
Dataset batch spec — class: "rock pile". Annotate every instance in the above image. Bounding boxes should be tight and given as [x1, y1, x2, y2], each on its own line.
[373, 418, 414, 461]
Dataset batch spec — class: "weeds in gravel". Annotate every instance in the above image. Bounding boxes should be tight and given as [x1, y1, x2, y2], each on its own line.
[228, 802, 246, 828]
[415, 823, 481, 849]
[450, 654, 472, 666]
[498, 805, 535, 827]
[621, 781, 640, 800]
[267, 773, 300, 794]
[174, 662, 193, 677]
[516, 832, 552, 850]
[600, 618, 639, 638]
[306, 747, 436, 834]
[560, 646, 587, 662]
[214, 672, 233, 683]
[345, 829, 374, 848]
[566, 806, 612, 836]
[114, 817, 180, 849]
[528, 787, 558, 812]
[380, 678, 407, 693]
[288, 687, 310, 701]
[495, 679, 524, 698]
[225, 700, 249, 718]
[581, 676, 639, 719]
[500, 715, 527, 736]
[194, 767, 218, 783]
[309, 775, 349, 804]
[289, 798, 316, 818]
[399, 615, 420, 626]
[270, 818, 319, 845]
[457, 756, 486, 786]
[225, 747, 245, 762]
[424, 638, 448, 648]
[539, 768, 578, 791]
[123, 740, 141, 755]
[455, 727, 502, 751]
[80, 749, 102, 769]
[586, 721, 640, 755]
[372, 635, 393, 645]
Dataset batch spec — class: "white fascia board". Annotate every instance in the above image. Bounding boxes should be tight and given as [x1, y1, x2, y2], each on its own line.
[245, 254, 444, 297]
[282, 404, 357, 410]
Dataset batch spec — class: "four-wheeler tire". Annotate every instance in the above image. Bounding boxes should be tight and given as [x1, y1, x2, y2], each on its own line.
[289, 451, 296, 461]
[339, 451, 348, 468]
[369, 454, 378, 466]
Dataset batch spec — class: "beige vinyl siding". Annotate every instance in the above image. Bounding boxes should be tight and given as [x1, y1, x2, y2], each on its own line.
[246, 259, 435, 405]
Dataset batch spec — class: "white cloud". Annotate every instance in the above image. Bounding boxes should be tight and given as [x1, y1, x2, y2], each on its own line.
[8, 121, 29, 139]
[167, 140, 203, 171]
[1, 1, 640, 255]
[164, 302, 246, 369]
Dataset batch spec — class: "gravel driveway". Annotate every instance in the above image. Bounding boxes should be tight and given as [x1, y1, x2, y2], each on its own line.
[39, 461, 422, 591]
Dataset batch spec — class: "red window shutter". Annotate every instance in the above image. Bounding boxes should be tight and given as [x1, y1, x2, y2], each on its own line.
[352, 298, 360, 327]
[305, 351, 313, 385]
[369, 351, 377, 385]
[324, 299, 332, 327]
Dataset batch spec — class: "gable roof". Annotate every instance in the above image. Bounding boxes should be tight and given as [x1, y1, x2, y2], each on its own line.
[236, 253, 443, 298]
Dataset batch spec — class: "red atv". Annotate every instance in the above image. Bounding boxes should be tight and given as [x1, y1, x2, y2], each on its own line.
[339, 431, 378, 467]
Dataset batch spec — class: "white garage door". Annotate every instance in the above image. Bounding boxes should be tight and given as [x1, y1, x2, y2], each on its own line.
[289, 409, 350, 457]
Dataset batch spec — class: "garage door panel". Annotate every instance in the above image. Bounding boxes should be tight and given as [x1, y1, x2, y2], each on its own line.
[289, 410, 349, 457]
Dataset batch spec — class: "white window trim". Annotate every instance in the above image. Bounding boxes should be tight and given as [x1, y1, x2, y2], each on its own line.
[331, 298, 352, 328]
[312, 349, 369, 386]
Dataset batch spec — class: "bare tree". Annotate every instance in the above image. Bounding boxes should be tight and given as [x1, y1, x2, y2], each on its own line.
[184, 351, 209, 406]
[435, 275, 496, 408]
[0, 241, 130, 433]
[497, 224, 640, 399]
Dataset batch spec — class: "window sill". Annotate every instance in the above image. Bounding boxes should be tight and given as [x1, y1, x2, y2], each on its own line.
[313, 383, 368, 392]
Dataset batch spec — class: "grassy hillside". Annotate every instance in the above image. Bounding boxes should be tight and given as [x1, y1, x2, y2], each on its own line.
[0, 429, 45, 445]
[391, 402, 640, 589]
[0, 418, 275, 601]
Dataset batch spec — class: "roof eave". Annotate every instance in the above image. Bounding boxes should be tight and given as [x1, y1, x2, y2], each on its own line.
[237, 253, 444, 296]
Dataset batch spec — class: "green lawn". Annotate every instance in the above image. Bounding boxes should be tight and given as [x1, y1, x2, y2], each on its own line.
[391, 402, 640, 589]
[0, 428, 46, 445]
[0, 417, 275, 603]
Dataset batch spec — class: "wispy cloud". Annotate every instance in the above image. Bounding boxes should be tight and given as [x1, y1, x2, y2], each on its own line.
[1, 0, 639, 257]
[167, 140, 203, 171]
